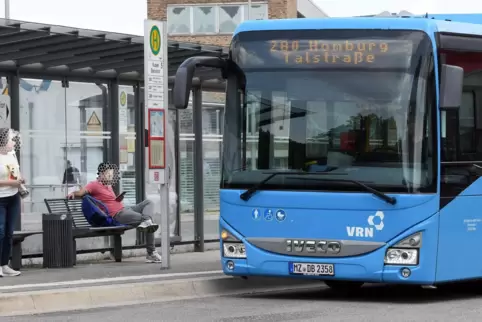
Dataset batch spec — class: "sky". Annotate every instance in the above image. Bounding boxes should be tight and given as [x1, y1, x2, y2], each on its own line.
[2, 0, 147, 35]
[1, 0, 482, 35]
[314, 0, 482, 17]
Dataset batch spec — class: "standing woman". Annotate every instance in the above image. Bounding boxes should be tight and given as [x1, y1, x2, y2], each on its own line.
[0, 128, 23, 277]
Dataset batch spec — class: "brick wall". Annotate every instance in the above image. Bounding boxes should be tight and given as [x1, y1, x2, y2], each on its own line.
[268, 0, 297, 20]
[148, 0, 297, 47]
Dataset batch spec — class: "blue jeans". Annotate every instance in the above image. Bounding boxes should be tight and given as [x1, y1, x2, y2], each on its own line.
[0, 193, 20, 266]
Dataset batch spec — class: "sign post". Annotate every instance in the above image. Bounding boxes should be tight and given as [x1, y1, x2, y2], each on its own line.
[144, 19, 170, 269]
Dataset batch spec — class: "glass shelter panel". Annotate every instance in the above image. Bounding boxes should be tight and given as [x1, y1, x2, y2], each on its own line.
[65, 82, 106, 189]
[66, 82, 112, 251]
[19, 79, 67, 254]
[119, 85, 137, 207]
[203, 99, 223, 240]
[118, 85, 138, 246]
[179, 97, 195, 241]
[167, 106, 179, 238]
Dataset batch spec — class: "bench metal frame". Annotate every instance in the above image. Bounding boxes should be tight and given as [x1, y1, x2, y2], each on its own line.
[44, 198, 134, 264]
[11, 230, 42, 270]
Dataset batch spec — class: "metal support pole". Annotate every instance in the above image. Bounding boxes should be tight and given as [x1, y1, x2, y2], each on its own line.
[97, 84, 109, 175]
[79, 103, 87, 179]
[108, 80, 120, 252]
[9, 74, 19, 231]
[247, 0, 251, 20]
[134, 83, 146, 245]
[192, 88, 204, 252]
[5, 0, 10, 19]
[160, 98, 171, 269]
[109, 80, 120, 192]
[28, 102, 33, 213]
[8, 73, 21, 267]
[134, 84, 145, 203]
[160, 169, 170, 268]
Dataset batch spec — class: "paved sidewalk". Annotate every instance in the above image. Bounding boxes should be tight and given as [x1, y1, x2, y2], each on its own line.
[0, 250, 222, 290]
[0, 250, 319, 317]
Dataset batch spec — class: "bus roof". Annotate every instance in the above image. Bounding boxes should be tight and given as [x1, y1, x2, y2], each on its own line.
[233, 17, 482, 38]
[424, 13, 482, 24]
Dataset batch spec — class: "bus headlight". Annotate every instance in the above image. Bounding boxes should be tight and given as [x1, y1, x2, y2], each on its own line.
[384, 248, 418, 265]
[223, 242, 246, 259]
[221, 229, 246, 259]
[384, 232, 422, 266]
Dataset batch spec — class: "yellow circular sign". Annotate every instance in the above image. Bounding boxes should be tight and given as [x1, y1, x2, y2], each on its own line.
[150, 25, 161, 56]
[120, 91, 127, 106]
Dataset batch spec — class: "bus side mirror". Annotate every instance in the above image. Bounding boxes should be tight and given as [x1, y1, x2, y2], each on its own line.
[172, 57, 227, 109]
[440, 64, 464, 111]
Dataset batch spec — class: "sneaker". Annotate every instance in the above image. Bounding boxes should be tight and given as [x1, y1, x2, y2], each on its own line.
[137, 219, 159, 233]
[146, 251, 162, 263]
[0, 266, 3, 277]
[2, 265, 20, 277]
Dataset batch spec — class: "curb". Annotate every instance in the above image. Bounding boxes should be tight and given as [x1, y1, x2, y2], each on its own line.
[0, 275, 319, 317]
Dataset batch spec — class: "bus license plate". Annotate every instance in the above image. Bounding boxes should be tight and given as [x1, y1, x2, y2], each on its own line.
[289, 262, 334, 276]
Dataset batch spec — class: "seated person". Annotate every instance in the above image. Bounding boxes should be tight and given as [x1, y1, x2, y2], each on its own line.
[67, 162, 162, 263]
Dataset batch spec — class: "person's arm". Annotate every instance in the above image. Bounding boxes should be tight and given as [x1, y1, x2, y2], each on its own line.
[67, 181, 96, 199]
[115, 191, 126, 202]
[0, 179, 21, 187]
[67, 187, 88, 199]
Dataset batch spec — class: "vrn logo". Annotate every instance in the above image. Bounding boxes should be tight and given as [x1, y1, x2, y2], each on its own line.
[346, 211, 384, 238]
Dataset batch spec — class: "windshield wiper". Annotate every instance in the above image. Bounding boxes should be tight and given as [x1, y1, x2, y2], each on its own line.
[239, 171, 346, 201]
[287, 177, 397, 205]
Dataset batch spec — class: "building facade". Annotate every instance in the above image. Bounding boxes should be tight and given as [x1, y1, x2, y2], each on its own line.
[148, 0, 328, 47]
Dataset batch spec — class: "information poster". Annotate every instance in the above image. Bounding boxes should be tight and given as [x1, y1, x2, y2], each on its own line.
[148, 108, 166, 169]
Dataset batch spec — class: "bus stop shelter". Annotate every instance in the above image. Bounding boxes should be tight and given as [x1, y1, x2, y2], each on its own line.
[0, 18, 227, 260]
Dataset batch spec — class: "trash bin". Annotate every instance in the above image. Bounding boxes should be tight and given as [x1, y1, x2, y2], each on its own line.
[42, 213, 74, 268]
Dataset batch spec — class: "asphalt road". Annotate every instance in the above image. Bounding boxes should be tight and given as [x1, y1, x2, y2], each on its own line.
[7, 283, 482, 321]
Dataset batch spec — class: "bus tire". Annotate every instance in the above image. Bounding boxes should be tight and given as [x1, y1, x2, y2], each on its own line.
[324, 280, 364, 291]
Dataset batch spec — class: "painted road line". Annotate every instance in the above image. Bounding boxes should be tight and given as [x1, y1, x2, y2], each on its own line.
[0, 270, 223, 291]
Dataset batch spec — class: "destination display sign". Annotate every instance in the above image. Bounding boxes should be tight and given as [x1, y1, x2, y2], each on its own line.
[236, 39, 414, 68]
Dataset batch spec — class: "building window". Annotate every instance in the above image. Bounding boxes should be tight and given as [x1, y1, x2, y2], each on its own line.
[219, 5, 243, 33]
[193, 6, 216, 33]
[167, 6, 191, 34]
[459, 91, 476, 154]
[167, 3, 268, 35]
[243, 4, 268, 20]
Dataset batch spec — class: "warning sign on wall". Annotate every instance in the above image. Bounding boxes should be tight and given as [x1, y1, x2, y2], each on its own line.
[86, 111, 101, 135]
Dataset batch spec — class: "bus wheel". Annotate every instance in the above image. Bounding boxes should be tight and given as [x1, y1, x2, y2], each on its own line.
[324, 280, 364, 291]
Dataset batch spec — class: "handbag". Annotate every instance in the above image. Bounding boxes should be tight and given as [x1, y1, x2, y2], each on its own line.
[12, 152, 29, 199]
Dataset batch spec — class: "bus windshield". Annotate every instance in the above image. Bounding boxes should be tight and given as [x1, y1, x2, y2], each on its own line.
[221, 29, 437, 194]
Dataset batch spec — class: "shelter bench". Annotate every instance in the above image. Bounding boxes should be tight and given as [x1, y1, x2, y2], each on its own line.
[44, 198, 134, 264]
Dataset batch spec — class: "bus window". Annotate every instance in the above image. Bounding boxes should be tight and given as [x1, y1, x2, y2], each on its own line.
[459, 91, 476, 155]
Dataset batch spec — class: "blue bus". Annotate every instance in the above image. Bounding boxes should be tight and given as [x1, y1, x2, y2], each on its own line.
[172, 16, 482, 289]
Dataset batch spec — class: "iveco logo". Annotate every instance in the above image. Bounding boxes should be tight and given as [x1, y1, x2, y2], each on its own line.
[286, 240, 341, 254]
